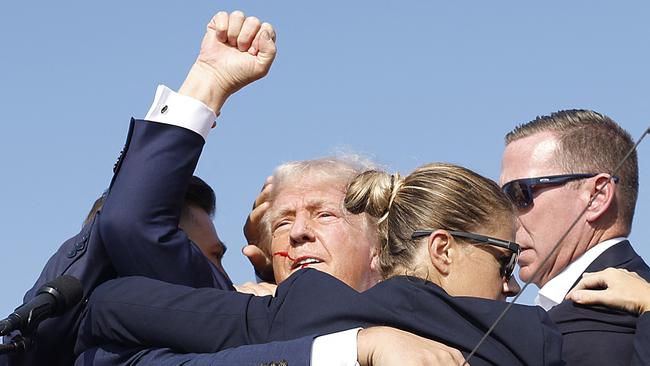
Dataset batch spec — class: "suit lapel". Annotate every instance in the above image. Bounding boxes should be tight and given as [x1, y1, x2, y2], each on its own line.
[584, 240, 636, 272]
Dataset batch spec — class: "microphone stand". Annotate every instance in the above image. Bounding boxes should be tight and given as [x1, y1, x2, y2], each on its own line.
[0, 334, 34, 355]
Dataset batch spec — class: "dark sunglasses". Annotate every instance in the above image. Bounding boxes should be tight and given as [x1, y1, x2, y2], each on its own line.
[411, 229, 520, 280]
[501, 173, 619, 209]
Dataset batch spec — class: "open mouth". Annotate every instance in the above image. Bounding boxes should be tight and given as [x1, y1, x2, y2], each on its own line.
[290, 257, 323, 270]
[273, 251, 324, 271]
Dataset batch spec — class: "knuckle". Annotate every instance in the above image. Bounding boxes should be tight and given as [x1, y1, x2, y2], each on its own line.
[246, 16, 261, 26]
[231, 10, 245, 18]
[215, 22, 227, 32]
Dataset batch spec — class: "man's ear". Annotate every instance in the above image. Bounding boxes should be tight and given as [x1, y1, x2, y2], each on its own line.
[427, 230, 454, 276]
[584, 174, 617, 223]
[367, 243, 384, 283]
[370, 247, 381, 272]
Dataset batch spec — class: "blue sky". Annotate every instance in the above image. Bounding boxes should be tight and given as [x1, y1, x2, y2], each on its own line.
[1, 1, 648, 317]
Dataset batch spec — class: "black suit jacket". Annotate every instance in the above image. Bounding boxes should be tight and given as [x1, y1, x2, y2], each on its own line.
[78, 269, 565, 366]
[548, 240, 650, 366]
[7, 120, 312, 366]
[632, 313, 650, 365]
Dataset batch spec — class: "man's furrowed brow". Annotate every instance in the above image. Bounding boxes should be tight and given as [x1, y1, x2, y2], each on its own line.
[269, 198, 340, 221]
[304, 196, 341, 210]
[267, 207, 295, 224]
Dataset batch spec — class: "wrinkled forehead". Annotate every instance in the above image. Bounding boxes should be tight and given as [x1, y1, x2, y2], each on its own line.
[270, 178, 348, 213]
[265, 176, 377, 244]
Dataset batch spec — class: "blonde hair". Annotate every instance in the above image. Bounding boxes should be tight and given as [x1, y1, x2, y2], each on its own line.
[345, 163, 514, 278]
[257, 155, 377, 255]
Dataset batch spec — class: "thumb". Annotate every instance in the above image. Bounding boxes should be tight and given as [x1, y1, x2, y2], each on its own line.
[243, 245, 275, 282]
[243, 245, 267, 263]
[256, 30, 277, 66]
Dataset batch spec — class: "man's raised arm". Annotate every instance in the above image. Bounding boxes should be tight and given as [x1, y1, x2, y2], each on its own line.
[98, 11, 276, 288]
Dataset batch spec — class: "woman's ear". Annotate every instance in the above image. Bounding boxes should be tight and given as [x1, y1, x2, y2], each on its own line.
[427, 230, 454, 276]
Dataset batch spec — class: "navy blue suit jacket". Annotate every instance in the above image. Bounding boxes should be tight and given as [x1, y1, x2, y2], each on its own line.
[6, 120, 311, 366]
[548, 240, 650, 366]
[632, 313, 650, 364]
[74, 338, 314, 366]
[5, 119, 223, 366]
[78, 269, 565, 366]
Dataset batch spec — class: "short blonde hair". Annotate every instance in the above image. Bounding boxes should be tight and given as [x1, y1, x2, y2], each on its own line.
[345, 163, 514, 278]
[258, 155, 377, 255]
[506, 109, 638, 231]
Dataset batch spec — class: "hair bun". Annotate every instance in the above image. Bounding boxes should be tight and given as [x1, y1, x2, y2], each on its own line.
[345, 170, 401, 220]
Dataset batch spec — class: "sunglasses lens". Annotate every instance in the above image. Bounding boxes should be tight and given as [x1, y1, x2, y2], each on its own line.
[501, 253, 517, 279]
[508, 254, 517, 279]
[504, 181, 531, 208]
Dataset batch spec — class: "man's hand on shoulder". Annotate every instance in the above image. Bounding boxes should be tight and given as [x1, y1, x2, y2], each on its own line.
[567, 268, 650, 315]
[179, 10, 277, 114]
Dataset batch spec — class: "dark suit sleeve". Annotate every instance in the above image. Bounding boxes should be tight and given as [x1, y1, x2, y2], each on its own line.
[631, 313, 650, 366]
[75, 271, 362, 357]
[75, 339, 314, 366]
[533, 307, 564, 366]
[551, 302, 638, 366]
[98, 119, 223, 289]
[76, 276, 275, 355]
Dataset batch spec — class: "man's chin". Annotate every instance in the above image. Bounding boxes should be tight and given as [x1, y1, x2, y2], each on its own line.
[517, 266, 536, 284]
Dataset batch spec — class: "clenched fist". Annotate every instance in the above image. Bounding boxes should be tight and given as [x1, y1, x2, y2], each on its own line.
[180, 11, 277, 113]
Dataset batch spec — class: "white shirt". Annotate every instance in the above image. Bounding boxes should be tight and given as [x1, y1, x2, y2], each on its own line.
[144, 85, 360, 366]
[145, 85, 216, 140]
[535, 237, 627, 311]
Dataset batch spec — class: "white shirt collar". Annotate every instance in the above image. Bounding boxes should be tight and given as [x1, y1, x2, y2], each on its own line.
[535, 237, 627, 311]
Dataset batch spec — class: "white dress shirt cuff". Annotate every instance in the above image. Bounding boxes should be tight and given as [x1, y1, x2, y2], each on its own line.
[311, 328, 361, 366]
[145, 85, 216, 140]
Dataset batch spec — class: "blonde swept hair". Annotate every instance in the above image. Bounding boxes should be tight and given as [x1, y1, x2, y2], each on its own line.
[257, 155, 377, 255]
[344, 163, 514, 278]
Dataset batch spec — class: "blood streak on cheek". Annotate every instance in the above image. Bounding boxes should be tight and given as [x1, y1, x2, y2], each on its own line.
[274, 251, 319, 269]
[273, 251, 297, 261]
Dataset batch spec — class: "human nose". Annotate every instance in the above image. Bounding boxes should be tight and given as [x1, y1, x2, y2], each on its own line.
[503, 276, 521, 298]
[289, 215, 315, 245]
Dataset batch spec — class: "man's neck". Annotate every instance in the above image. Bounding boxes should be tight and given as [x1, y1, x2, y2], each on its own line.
[584, 226, 628, 253]
[535, 237, 627, 310]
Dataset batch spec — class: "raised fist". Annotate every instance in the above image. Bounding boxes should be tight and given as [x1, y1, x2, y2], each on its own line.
[180, 11, 277, 113]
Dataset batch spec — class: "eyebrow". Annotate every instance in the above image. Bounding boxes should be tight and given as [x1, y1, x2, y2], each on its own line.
[268, 199, 340, 223]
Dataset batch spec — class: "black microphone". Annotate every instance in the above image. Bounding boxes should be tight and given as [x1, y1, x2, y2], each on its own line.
[0, 275, 82, 336]
[0, 335, 33, 354]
